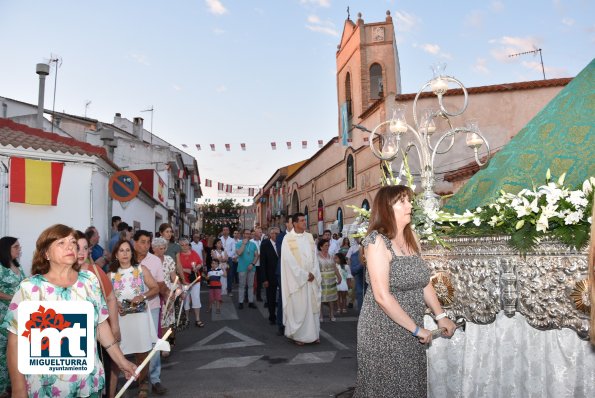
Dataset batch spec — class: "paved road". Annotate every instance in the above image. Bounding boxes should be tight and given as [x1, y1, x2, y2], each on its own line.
[144, 287, 358, 397]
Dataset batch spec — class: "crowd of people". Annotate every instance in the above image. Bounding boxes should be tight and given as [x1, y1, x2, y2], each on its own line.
[1, 191, 592, 397]
[0, 212, 368, 397]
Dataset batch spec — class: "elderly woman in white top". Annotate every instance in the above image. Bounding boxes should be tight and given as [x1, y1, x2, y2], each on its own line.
[152, 237, 184, 334]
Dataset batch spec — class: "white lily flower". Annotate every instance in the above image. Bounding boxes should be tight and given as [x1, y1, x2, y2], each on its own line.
[564, 211, 583, 225]
[568, 190, 588, 208]
[582, 179, 592, 195]
[536, 213, 549, 232]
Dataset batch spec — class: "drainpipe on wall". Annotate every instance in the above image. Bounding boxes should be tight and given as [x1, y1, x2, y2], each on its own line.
[0, 160, 9, 237]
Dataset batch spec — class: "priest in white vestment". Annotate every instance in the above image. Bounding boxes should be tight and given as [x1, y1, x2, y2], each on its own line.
[281, 213, 322, 344]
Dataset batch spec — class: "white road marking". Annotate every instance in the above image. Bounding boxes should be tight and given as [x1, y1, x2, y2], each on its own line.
[319, 329, 349, 350]
[160, 361, 180, 369]
[198, 355, 263, 370]
[288, 351, 336, 365]
[182, 326, 265, 352]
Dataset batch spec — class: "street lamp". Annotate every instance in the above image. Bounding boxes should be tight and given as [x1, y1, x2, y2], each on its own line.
[368, 63, 491, 213]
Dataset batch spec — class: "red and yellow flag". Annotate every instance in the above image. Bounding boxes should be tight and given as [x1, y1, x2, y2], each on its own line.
[9, 157, 64, 206]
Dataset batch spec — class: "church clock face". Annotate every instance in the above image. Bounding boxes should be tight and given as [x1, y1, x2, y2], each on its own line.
[373, 27, 385, 42]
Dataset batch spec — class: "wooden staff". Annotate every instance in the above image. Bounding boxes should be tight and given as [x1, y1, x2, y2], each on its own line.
[162, 276, 179, 317]
[175, 274, 201, 327]
[115, 328, 173, 398]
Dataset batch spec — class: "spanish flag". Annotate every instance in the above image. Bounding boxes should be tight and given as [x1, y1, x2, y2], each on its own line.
[9, 157, 64, 206]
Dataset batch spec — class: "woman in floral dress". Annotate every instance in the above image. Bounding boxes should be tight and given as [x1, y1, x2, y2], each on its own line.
[108, 239, 159, 398]
[2, 224, 136, 398]
[317, 239, 342, 322]
[0, 237, 26, 397]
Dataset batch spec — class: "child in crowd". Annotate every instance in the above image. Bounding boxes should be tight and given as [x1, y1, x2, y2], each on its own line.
[334, 253, 353, 314]
[207, 260, 226, 314]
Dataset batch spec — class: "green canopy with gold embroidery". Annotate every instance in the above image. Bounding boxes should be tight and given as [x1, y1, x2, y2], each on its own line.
[444, 58, 595, 213]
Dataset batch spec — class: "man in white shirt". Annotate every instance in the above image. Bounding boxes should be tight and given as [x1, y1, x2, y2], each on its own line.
[220, 227, 237, 296]
[190, 233, 205, 264]
[323, 230, 339, 256]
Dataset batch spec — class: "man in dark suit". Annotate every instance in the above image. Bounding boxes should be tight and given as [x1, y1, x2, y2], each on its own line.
[275, 219, 293, 335]
[260, 227, 280, 324]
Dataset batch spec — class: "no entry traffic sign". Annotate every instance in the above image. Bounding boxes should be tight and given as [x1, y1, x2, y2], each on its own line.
[109, 171, 140, 202]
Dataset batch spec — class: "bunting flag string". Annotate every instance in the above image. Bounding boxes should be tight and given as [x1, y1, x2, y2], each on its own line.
[182, 139, 340, 152]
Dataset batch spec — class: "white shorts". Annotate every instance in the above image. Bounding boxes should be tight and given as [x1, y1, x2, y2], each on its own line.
[184, 283, 201, 310]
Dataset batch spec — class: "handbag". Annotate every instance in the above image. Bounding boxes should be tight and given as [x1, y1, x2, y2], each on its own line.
[120, 298, 147, 314]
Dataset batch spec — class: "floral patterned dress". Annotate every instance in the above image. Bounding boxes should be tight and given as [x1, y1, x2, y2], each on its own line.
[109, 266, 156, 355]
[161, 255, 177, 326]
[0, 265, 26, 393]
[318, 254, 338, 302]
[1, 271, 108, 398]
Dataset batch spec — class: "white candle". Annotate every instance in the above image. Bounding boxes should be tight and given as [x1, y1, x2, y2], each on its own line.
[395, 120, 407, 133]
[431, 78, 448, 94]
[466, 133, 483, 147]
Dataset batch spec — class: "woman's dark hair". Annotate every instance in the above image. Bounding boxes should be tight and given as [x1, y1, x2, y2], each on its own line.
[0, 236, 20, 269]
[31, 224, 80, 275]
[109, 240, 138, 273]
[335, 252, 347, 268]
[341, 237, 350, 247]
[367, 185, 419, 254]
[158, 223, 175, 243]
[317, 238, 330, 251]
[74, 230, 90, 246]
[213, 238, 222, 249]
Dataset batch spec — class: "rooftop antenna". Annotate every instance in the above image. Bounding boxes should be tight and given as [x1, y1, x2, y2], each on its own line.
[141, 105, 154, 144]
[347, 6, 350, 20]
[84, 100, 91, 118]
[509, 47, 546, 80]
[46, 54, 62, 133]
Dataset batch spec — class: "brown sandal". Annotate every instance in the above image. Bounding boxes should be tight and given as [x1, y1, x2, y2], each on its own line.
[138, 382, 150, 398]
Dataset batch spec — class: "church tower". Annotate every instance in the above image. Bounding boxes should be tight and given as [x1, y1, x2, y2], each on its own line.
[336, 11, 402, 143]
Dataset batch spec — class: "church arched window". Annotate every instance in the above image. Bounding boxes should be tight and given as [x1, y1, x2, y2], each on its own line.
[370, 63, 383, 100]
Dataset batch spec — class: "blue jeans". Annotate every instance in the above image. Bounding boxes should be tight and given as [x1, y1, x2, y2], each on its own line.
[149, 307, 161, 384]
[354, 272, 365, 312]
[227, 259, 237, 294]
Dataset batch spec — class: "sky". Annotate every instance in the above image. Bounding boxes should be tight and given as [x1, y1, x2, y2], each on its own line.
[1, 0, 593, 204]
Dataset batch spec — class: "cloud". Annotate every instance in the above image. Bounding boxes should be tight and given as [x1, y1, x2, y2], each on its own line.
[562, 17, 575, 27]
[172, 84, 182, 91]
[130, 53, 150, 66]
[205, 0, 227, 15]
[473, 58, 490, 74]
[393, 11, 419, 32]
[306, 15, 339, 37]
[491, 1, 504, 12]
[465, 10, 484, 28]
[307, 15, 321, 24]
[213, 28, 225, 35]
[299, 0, 331, 7]
[420, 43, 440, 55]
[521, 61, 568, 78]
[216, 85, 227, 93]
[413, 43, 452, 59]
[489, 35, 541, 62]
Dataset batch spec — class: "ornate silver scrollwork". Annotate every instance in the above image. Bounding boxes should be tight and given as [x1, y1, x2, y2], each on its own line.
[422, 236, 590, 339]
